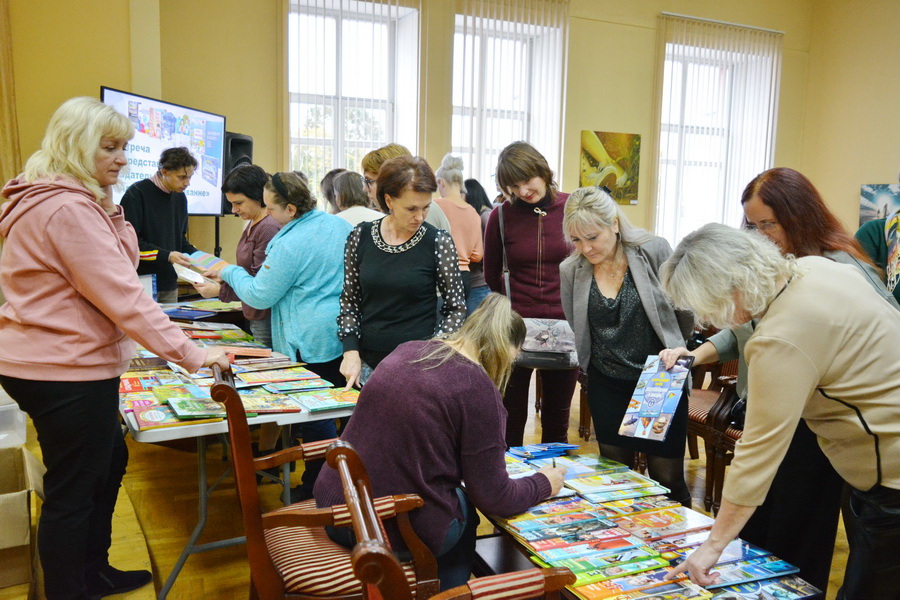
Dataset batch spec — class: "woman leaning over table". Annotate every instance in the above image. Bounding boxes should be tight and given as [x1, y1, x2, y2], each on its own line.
[662, 224, 900, 599]
[317, 294, 566, 590]
[194, 164, 281, 347]
[559, 186, 694, 507]
[0, 97, 229, 600]
[201, 171, 352, 501]
[338, 156, 466, 388]
[483, 141, 578, 446]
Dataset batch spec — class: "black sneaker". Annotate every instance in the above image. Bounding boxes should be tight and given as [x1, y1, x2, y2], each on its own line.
[86, 565, 152, 600]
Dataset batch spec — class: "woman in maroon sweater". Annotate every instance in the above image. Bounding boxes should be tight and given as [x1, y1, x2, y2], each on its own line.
[483, 141, 579, 446]
[314, 294, 565, 590]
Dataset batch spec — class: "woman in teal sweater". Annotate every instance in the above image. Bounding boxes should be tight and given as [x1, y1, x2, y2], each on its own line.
[207, 171, 352, 499]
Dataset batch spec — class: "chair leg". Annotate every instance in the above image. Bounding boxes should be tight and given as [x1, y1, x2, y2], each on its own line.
[534, 370, 543, 413]
[711, 450, 729, 515]
[687, 432, 699, 460]
[703, 443, 716, 513]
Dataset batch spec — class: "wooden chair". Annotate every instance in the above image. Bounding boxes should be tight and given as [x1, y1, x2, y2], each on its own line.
[428, 568, 575, 600]
[209, 366, 439, 600]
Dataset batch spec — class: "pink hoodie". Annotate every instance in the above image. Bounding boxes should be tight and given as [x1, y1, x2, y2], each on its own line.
[0, 175, 206, 381]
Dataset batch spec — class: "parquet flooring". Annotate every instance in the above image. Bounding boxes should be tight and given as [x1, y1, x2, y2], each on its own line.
[8, 376, 847, 599]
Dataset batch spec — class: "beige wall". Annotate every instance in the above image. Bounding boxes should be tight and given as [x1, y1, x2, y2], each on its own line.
[7, 0, 899, 251]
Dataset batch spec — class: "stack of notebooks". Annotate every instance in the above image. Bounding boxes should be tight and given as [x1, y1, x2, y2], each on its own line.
[493, 452, 822, 599]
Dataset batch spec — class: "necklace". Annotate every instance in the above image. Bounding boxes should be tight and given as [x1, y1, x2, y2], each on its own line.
[595, 248, 625, 280]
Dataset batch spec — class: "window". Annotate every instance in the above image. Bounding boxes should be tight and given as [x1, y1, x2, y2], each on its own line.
[653, 14, 783, 246]
[451, 1, 567, 184]
[288, 0, 419, 187]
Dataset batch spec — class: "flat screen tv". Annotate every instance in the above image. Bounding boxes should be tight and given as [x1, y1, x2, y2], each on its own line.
[101, 86, 226, 216]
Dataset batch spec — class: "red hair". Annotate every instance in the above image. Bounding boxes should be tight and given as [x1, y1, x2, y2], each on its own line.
[741, 168, 875, 267]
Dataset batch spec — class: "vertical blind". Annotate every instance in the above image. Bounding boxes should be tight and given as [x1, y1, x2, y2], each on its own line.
[652, 13, 783, 245]
[288, 0, 421, 189]
[452, 0, 568, 186]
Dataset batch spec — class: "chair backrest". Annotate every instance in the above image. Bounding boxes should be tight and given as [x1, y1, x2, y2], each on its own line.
[210, 366, 334, 600]
[429, 567, 575, 600]
[326, 440, 440, 600]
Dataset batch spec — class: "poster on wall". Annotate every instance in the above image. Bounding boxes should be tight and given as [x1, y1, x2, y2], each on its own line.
[580, 130, 640, 205]
[859, 184, 900, 226]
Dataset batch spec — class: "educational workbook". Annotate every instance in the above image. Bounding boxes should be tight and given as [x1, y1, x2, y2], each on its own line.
[618, 355, 693, 441]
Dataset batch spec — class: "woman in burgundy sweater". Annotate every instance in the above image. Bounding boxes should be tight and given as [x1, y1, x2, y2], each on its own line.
[483, 141, 579, 446]
[315, 294, 565, 590]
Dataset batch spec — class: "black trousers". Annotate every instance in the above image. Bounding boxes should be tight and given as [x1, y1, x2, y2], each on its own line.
[502, 366, 578, 447]
[839, 484, 900, 600]
[0, 375, 126, 600]
[739, 419, 843, 595]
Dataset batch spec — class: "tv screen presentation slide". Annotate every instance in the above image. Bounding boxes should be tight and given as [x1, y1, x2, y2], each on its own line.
[101, 87, 226, 216]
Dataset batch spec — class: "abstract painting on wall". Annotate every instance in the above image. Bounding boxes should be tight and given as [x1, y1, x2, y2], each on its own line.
[859, 184, 900, 226]
[580, 130, 640, 205]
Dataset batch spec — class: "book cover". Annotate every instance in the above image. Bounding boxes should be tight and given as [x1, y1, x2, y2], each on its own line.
[580, 485, 672, 504]
[289, 388, 360, 412]
[707, 575, 821, 599]
[119, 375, 159, 393]
[168, 397, 228, 419]
[128, 355, 169, 371]
[603, 580, 712, 600]
[238, 390, 303, 413]
[508, 442, 580, 459]
[183, 299, 243, 312]
[529, 455, 630, 479]
[238, 367, 324, 385]
[571, 556, 672, 586]
[599, 495, 681, 516]
[568, 566, 680, 599]
[618, 355, 693, 441]
[516, 523, 630, 545]
[502, 496, 597, 523]
[565, 471, 659, 494]
[650, 530, 715, 554]
[505, 453, 538, 479]
[188, 250, 229, 272]
[542, 542, 658, 566]
[507, 510, 612, 533]
[173, 262, 212, 285]
[705, 556, 800, 589]
[611, 507, 715, 542]
[262, 378, 333, 393]
[163, 307, 217, 321]
[152, 384, 211, 405]
[528, 532, 644, 554]
[120, 392, 160, 412]
[664, 539, 770, 566]
[132, 405, 223, 430]
[218, 345, 273, 358]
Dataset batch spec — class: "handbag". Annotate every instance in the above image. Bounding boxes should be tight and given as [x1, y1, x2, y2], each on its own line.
[498, 204, 578, 370]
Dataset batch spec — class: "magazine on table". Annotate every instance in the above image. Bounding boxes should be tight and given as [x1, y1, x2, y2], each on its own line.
[618, 355, 694, 441]
[707, 574, 821, 599]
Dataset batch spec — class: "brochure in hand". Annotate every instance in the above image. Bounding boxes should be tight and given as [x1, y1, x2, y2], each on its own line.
[618, 355, 694, 441]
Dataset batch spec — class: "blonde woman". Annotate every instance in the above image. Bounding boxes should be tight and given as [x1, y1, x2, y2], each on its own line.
[317, 294, 566, 590]
[0, 97, 228, 599]
[559, 186, 694, 506]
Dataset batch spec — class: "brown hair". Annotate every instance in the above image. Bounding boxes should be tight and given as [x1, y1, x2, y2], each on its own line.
[375, 156, 437, 212]
[265, 171, 316, 219]
[360, 143, 411, 175]
[741, 167, 874, 265]
[495, 141, 557, 201]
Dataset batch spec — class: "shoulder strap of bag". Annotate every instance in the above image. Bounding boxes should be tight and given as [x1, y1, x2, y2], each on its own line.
[498, 203, 512, 301]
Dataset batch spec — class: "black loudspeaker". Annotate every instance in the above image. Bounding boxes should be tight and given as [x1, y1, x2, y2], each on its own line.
[222, 131, 253, 215]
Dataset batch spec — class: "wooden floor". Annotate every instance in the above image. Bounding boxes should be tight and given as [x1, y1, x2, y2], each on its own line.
[9, 378, 848, 599]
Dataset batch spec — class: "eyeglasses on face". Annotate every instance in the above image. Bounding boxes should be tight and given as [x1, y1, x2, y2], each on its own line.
[363, 177, 376, 189]
[744, 220, 779, 233]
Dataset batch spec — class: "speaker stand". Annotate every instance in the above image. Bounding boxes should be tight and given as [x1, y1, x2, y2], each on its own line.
[214, 216, 222, 258]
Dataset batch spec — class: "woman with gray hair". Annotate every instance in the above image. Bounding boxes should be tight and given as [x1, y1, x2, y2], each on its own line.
[662, 223, 900, 599]
[559, 186, 694, 506]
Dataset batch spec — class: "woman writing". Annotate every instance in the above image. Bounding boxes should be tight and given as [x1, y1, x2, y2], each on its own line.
[662, 224, 900, 599]
[559, 187, 694, 507]
[660, 167, 896, 593]
[195, 164, 281, 347]
[203, 171, 352, 501]
[434, 154, 484, 298]
[483, 141, 578, 446]
[0, 97, 228, 599]
[338, 156, 466, 388]
[316, 294, 566, 590]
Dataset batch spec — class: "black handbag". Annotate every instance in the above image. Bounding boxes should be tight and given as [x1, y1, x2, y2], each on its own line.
[498, 204, 578, 370]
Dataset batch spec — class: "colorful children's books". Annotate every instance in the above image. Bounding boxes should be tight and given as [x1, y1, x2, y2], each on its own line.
[580, 485, 671, 504]
[182, 299, 243, 312]
[505, 453, 538, 479]
[168, 397, 228, 419]
[151, 384, 212, 405]
[238, 390, 303, 413]
[705, 556, 800, 589]
[516, 523, 631, 545]
[541, 542, 659, 566]
[131, 405, 223, 430]
[508, 442, 580, 460]
[707, 575, 821, 599]
[611, 507, 715, 542]
[238, 367, 324, 385]
[506, 510, 612, 533]
[120, 392, 160, 412]
[501, 496, 596, 524]
[289, 388, 360, 412]
[188, 250, 229, 272]
[568, 556, 672, 586]
[597, 495, 681, 516]
[262, 378, 333, 393]
[527, 532, 644, 555]
[568, 566, 681, 599]
[664, 539, 770, 566]
[128, 355, 170, 371]
[606, 580, 712, 600]
[529, 455, 630, 479]
[565, 471, 659, 494]
[119, 375, 159, 393]
[649, 530, 715, 554]
[618, 355, 694, 441]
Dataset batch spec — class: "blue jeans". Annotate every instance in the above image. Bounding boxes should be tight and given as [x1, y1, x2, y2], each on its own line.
[248, 317, 272, 349]
[466, 285, 491, 315]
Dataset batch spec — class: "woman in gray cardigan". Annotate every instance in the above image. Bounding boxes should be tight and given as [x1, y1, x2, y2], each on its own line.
[560, 187, 694, 506]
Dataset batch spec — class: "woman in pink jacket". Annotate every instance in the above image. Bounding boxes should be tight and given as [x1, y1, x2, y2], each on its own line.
[0, 97, 229, 600]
